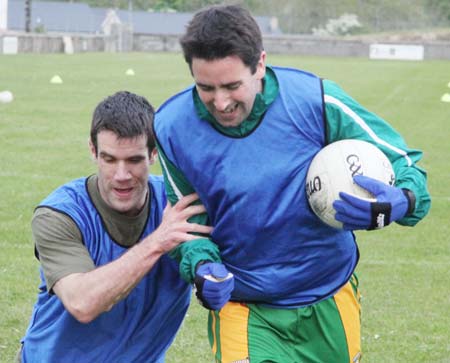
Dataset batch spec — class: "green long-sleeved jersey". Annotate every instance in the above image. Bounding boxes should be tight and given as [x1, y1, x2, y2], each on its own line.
[155, 66, 431, 284]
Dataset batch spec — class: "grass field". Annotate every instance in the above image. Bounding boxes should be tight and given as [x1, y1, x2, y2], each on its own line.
[0, 52, 449, 363]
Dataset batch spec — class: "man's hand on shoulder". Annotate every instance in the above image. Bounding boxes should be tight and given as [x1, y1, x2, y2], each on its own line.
[149, 193, 213, 254]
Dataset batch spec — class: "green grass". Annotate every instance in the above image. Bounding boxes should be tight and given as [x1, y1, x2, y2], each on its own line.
[0, 53, 449, 362]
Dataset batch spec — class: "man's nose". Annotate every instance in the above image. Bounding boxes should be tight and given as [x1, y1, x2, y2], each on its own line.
[114, 162, 131, 180]
[213, 90, 231, 111]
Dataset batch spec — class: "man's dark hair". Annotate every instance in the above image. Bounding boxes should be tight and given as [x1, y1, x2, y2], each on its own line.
[90, 91, 155, 155]
[180, 5, 263, 74]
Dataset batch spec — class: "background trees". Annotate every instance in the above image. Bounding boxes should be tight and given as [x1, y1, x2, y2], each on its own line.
[45, 0, 450, 34]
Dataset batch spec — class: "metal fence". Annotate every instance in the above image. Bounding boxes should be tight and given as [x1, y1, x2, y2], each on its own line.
[1, 31, 450, 60]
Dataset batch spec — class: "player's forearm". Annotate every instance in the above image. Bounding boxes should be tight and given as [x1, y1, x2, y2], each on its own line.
[169, 237, 222, 283]
[157, 144, 211, 227]
[54, 194, 211, 322]
[54, 237, 164, 323]
[323, 80, 431, 225]
[393, 164, 431, 225]
[156, 142, 194, 203]
[157, 142, 221, 281]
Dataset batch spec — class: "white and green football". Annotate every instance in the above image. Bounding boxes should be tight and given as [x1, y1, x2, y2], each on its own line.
[306, 139, 395, 229]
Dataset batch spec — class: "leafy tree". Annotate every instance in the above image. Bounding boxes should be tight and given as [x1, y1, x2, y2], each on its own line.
[34, 0, 450, 32]
[427, 0, 450, 22]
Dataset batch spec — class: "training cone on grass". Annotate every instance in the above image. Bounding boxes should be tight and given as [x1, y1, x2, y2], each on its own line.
[441, 93, 450, 103]
[125, 68, 135, 76]
[0, 90, 14, 104]
[50, 75, 63, 84]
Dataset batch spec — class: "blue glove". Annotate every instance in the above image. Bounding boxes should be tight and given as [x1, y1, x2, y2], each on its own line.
[333, 175, 413, 230]
[194, 262, 234, 310]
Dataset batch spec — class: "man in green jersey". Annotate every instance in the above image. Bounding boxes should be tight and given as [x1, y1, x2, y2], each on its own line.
[153, 5, 431, 362]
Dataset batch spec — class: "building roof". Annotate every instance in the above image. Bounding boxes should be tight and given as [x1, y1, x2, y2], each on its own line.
[7, 0, 281, 35]
[9, 0, 98, 33]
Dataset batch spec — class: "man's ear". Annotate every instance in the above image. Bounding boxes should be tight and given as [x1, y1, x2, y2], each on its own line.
[149, 148, 158, 165]
[88, 139, 97, 161]
[256, 50, 266, 80]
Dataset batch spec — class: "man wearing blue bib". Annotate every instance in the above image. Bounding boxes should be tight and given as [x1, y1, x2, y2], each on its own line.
[154, 5, 431, 363]
[19, 91, 212, 363]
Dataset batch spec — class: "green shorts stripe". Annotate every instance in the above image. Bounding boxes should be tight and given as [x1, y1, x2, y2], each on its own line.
[208, 277, 361, 363]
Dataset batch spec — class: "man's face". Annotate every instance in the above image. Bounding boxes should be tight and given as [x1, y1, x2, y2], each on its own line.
[191, 52, 266, 128]
[90, 130, 154, 216]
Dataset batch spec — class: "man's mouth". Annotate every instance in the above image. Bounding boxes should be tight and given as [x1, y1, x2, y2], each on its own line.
[222, 103, 238, 114]
[216, 104, 239, 122]
[113, 187, 133, 197]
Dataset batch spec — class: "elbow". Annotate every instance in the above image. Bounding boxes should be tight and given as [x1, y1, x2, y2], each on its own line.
[64, 298, 101, 324]
[72, 312, 96, 325]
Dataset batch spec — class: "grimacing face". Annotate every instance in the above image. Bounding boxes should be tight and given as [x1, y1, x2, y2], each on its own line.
[90, 130, 156, 216]
[192, 52, 266, 128]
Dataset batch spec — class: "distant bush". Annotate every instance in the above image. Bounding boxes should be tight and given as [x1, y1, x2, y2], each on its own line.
[312, 13, 363, 36]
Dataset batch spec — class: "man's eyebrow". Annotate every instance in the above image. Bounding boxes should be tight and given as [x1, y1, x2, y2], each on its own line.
[196, 81, 212, 88]
[127, 155, 146, 160]
[196, 81, 241, 88]
[99, 151, 146, 160]
[99, 151, 114, 158]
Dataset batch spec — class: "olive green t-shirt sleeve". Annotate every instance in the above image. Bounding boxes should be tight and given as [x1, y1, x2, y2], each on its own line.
[32, 207, 95, 292]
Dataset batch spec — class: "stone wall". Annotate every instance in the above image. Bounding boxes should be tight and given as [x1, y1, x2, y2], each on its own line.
[263, 34, 450, 60]
[0, 32, 107, 54]
[1, 31, 450, 60]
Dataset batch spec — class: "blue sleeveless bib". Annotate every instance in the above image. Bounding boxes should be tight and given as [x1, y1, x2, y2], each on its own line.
[156, 67, 358, 307]
[21, 176, 190, 362]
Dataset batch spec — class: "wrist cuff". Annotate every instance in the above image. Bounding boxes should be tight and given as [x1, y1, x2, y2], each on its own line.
[195, 260, 212, 273]
[369, 202, 391, 230]
[402, 189, 416, 216]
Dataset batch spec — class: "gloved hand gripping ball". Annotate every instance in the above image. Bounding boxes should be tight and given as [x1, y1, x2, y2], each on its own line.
[333, 174, 414, 230]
